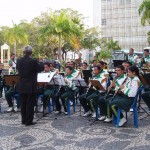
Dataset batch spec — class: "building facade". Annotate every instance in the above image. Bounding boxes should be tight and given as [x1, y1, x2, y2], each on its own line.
[93, 0, 149, 51]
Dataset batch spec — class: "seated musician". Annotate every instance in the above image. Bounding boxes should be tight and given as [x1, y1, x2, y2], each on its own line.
[59, 66, 77, 115]
[40, 62, 58, 112]
[141, 49, 150, 67]
[98, 65, 127, 122]
[107, 66, 142, 127]
[70, 61, 81, 78]
[90, 60, 97, 71]
[81, 62, 88, 70]
[124, 61, 132, 73]
[97, 61, 109, 76]
[127, 48, 138, 65]
[5, 70, 20, 112]
[79, 65, 107, 117]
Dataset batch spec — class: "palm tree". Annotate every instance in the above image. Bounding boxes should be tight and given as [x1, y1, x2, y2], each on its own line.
[81, 27, 101, 50]
[4, 22, 28, 55]
[139, 0, 150, 25]
[106, 39, 121, 51]
[40, 10, 82, 62]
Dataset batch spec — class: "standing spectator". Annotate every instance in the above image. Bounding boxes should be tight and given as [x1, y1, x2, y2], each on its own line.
[8, 53, 16, 74]
[52, 53, 61, 71]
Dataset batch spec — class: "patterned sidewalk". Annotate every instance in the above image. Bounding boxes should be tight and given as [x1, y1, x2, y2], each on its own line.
[0, 100, 150, 150]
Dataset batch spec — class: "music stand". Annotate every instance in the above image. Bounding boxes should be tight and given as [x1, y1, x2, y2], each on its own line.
[4, 75, 19, 115]
[82, 70, 92, 84]
[113, 60, 126, 68]
[89, 79, 105, 126]
[72, 79, 88, 116]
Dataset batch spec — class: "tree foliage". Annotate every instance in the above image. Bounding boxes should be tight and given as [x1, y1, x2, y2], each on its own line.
[139, 0, 150, 25]
[0, 8, 121, 62]
[4, 22, 28, 54]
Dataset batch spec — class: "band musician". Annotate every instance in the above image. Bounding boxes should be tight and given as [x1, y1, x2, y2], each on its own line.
[38, 62, 59, 112]
[98, 65, 127, 122]
[79, 65, 107, 118]
[55, 66, 78, 115]
[107, 66, 142, 127]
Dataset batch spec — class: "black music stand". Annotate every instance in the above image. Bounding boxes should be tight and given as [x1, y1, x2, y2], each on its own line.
[113, 60, 126, 68]
[88, 79, 105, 126]
[4, 75, 19, 116]
[72, 79, 88, 116]
[138, 73, 150, 120]
[82, 70, 92, 84]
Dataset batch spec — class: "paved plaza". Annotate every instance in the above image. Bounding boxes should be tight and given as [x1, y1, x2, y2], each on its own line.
[0, 99, 150, 150]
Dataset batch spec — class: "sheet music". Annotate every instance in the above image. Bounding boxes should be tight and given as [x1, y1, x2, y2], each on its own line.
[37, 72, 55, 83]
[72, 78, 88, 87]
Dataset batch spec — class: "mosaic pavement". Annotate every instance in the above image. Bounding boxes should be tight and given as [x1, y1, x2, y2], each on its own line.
[0, 99, 150, 150]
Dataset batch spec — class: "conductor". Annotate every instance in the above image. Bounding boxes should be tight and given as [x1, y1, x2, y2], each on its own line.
[16, 45, 41, 126]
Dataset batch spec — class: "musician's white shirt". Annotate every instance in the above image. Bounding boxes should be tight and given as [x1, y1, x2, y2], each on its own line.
[93, 73, 107, 92]
[121, 76, 141, 97]
[65, 74, 76, 90]
[114, 74, 127, 90]
[72, 69, 81, 79]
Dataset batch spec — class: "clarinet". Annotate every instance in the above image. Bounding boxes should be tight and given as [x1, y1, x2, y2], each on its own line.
[110, 76, 128, 101]
[84, 76, 97, 98]
[104, 76, 118, 100]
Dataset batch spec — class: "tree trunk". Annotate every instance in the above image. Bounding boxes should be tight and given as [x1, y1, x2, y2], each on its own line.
[58, 35, 62, 63]
[65, 52, 67, 61]
[14, 40, 16, 55]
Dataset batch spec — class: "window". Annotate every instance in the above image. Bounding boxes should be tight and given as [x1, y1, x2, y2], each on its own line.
[101, 19, 107, 25]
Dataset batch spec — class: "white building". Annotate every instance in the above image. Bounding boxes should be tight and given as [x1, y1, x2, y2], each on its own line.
[93, 0, 149, 51]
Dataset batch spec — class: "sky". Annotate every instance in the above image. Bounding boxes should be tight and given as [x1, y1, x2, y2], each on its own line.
[0, 0, 93, 27]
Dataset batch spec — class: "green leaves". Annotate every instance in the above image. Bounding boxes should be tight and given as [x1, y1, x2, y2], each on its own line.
[39, 9, 83, 61]
[4, 22, 28, 54]
[139, 0, 150, 25]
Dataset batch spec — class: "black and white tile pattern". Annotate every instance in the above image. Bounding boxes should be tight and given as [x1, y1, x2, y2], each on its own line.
[0, 101, 150, 150]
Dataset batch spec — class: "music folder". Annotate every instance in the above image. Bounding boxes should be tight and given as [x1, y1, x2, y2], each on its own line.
[90, 79, 105, 91]
[72, 78, 88, 88]
[37, 72, 56, 83]
[4, 75, 19, 86]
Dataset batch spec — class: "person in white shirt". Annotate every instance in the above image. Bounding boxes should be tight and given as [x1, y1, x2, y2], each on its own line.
[127, 48, 138, 65]
[8, 53, 16, 74]
[98, 65, 127, 122]
[79, 65, 107, 117]
[109, 65, 142, 127]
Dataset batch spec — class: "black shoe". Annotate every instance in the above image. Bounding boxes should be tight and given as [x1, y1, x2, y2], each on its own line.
[25, 122, 37, 126]
[22, 122, 25, 125]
